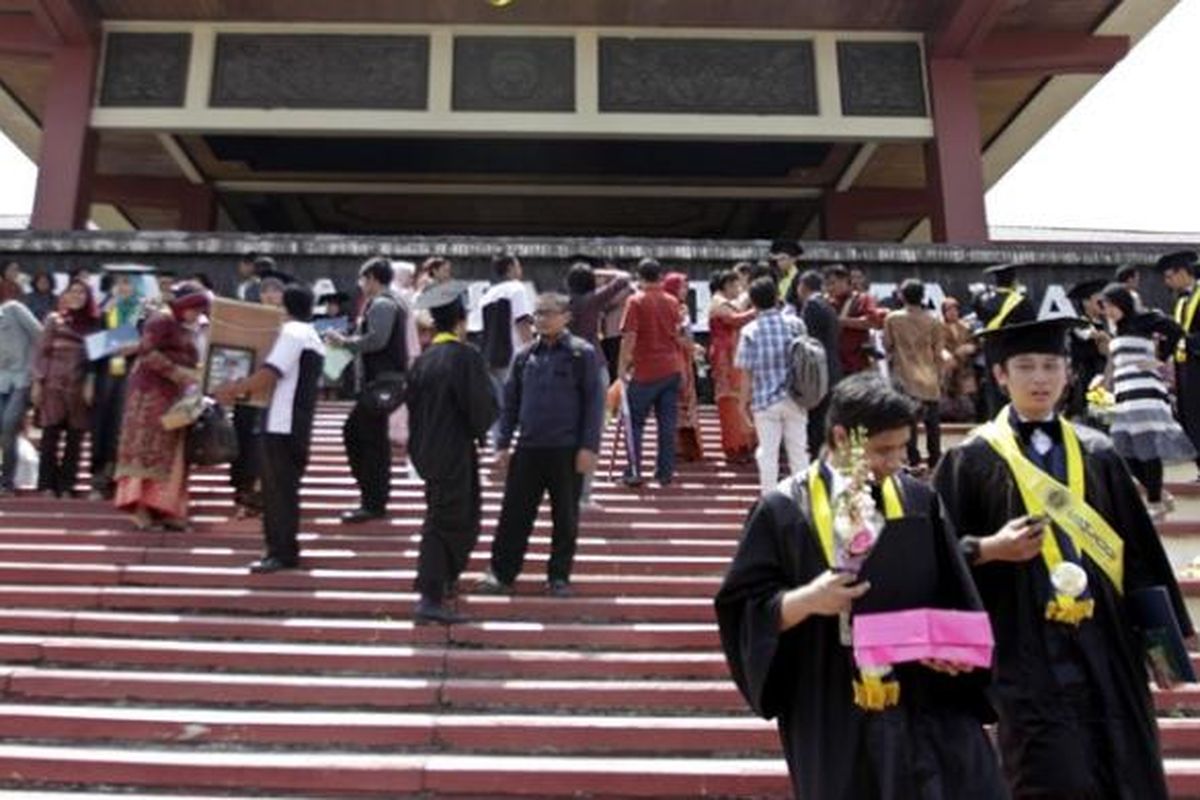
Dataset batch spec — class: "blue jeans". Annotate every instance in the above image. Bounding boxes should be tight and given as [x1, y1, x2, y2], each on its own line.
[489, 365, 511, 448]
[625, 373, 681, 482]
[0, 386, 29, 491]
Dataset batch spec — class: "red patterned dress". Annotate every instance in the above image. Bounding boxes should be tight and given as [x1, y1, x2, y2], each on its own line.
[114, 310, 199, 521]
[708, 298, 757, 463]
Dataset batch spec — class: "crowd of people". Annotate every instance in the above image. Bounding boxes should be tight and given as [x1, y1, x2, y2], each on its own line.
[717, 247, 1200, 800]
[0, 243, 1199, 795]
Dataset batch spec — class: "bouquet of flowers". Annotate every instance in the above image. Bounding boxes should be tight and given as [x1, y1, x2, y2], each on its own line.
[829, 428, 901, 711]
[831, 427, 884, 577]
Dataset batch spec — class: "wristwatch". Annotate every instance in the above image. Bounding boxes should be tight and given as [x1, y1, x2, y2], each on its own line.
[961, 536, 982, 566]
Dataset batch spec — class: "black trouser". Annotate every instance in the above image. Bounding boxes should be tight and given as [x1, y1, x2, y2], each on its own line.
[907, 400, 942, 468]
[260, 433, 309, 564]
[1127, 457, 1164, 503]
[38, 424, 82, 496]
[807, 394, 830, 460]
[491, 447, 582, 585]
[90, 372, 127, 495]
[343, 398, 391, 514]
[229, 405, 262, 504]
[415, 459, 482, 604]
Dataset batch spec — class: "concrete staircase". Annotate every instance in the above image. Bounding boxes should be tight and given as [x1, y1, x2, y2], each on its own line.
[0, 405, 1198, 798]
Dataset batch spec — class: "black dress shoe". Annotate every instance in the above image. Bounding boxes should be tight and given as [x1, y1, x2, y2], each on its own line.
[341, 508, 386, 524]
[546, 579, 573, 599]
[413, 598, 466, 626]
[249, 556, 298, 574]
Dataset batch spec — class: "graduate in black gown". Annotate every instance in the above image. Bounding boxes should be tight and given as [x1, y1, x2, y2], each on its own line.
[974, 264, 1038, 418]
[406, 282, 498, 625]
[934, 316, 1192, 800]
[1064, 278, 1111, 423]
[1157, 250, 1200, 480]
[715, 373, 1007, 800]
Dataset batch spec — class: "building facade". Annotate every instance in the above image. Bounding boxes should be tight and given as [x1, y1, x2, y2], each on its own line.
[0, 1, 1172, 242]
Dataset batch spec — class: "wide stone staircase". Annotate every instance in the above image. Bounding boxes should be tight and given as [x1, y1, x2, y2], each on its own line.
[0, 404, 1198, 798]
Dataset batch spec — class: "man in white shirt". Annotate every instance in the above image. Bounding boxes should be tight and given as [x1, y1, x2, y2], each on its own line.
[214, 284, 325, 573]
[480, 254, 534, 442]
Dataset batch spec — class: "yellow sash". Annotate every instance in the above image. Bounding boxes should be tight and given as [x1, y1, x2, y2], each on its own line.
[1174, 287, 1200, 363]
[806, 463, 904, 567]
[975, 408, 1125, 624]
[107, 306, 126, 377]
[805, 462, 905, 710]
[985, 288, 1025, 331]
[432, 332, 459, 345]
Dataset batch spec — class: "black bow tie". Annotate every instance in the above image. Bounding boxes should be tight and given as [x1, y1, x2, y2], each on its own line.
[1015, 420, 1062, 445]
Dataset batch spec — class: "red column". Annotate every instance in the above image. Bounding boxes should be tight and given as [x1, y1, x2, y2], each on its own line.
[30, 44, 98, 230]
[925, 58, 989, 243]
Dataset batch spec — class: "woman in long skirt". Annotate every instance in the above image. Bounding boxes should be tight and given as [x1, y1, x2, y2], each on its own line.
[1102, 284, 1196, 519]
[662, 272, 704, 462]
[114, 284, 210, 531]
[707, 269, 756, 463]
[31, 279, 100, 497]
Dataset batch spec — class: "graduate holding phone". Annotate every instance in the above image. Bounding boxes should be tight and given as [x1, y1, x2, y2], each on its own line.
[716, 372, 1006, 800]
[935, 315, 1192, 800]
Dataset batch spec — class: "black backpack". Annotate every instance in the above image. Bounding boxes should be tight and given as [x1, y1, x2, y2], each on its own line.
[482, 298, 514, 369]
[186, 403, 239, 467]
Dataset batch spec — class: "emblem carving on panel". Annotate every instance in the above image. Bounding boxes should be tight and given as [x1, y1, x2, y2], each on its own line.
[453, 37, 575, 112]
[837, 42, 928, 117]
[210, 35, 430, 110]
[598, 39, 817, 115]
[99, 32, 192, 108]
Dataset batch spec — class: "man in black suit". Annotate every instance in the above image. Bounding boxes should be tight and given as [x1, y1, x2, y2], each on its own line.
[793, 269, 841, 458]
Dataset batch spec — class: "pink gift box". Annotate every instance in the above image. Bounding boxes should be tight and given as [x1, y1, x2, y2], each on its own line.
[853, 609, 994, 670]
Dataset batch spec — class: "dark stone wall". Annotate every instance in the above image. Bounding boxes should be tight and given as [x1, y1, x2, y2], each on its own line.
[0, 231, 1187, 312]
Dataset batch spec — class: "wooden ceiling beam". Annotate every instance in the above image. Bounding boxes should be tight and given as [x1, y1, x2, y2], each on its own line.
[29, 0, 99, 45]
[825, 187, 932, 221]
[972, 32, 1130, 78]
[931, 0, 1008, 58]
[0, 13, 57, 54]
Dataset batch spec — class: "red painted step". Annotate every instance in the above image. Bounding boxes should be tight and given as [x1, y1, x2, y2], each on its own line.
[0, 745, 792, 797]
[0, 705, 776, 755]
[1, 667, 745, 713]
[0, 634, 729, 679]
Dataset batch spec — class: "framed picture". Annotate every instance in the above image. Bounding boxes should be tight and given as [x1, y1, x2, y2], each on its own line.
[205, 345, 256, 395]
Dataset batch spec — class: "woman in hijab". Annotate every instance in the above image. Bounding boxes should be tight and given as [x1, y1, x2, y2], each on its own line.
[662, 272, 704, 462]
[113, 282, 210, 531]
[31, 279, 101, 497]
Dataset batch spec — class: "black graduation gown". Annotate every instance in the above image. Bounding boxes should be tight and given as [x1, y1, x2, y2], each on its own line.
[1066, 321, 1108, 421]
[714, 473, 1007, 800]
[934, 426, 1192, 799]
[1176, 287, 1200, 469]
[406, 340, 498, 600]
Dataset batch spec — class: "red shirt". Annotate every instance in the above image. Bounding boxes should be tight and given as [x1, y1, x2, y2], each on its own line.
[621, 285, 684, 383]
[830, 290, 881, 375]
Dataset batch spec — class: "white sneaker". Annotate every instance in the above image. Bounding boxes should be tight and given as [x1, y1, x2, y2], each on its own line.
[1146, 501, 1169, 522]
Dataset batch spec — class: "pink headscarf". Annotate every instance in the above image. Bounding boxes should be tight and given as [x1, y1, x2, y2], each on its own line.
[168, 282, 211, 316]
[662, 272, 688, 301]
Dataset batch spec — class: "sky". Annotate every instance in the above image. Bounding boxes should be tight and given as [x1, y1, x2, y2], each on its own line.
[1, 0, 1197, 233]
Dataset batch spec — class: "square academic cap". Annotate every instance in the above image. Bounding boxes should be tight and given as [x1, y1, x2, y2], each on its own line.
[415, 280, 470, 311]
[983, 263, 1018, 280]
[1066, 278, 1108, 303]
[975, 316, 1086, 363]
[1155, 250, 1198, 274]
